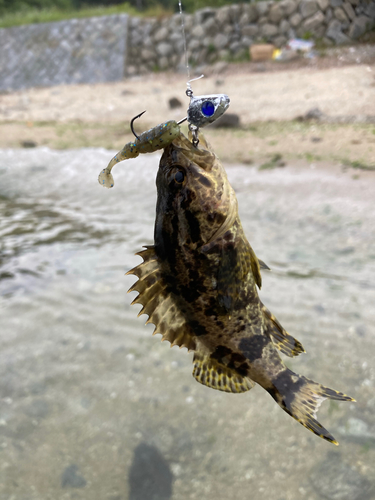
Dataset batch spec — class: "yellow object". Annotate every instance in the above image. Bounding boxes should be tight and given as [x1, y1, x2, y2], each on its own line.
[272, 49, 282, 60]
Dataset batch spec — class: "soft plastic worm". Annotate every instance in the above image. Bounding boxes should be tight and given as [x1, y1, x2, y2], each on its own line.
[98, 120, 181, 188]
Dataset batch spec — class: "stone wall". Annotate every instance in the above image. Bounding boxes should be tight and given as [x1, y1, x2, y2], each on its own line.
[127, 0, 375, 75]
[0, 14, 128, 92]
[0, 2, 374, 90]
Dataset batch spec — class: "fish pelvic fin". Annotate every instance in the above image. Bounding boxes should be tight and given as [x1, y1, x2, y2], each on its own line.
[267, 368, 354, 445]
[262, 304, 305, 357]
[127, 246, 196, 351]
[192, 351, 255, 393]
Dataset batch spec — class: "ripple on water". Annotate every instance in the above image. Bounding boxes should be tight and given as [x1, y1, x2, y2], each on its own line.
[0, 148, 375, 500]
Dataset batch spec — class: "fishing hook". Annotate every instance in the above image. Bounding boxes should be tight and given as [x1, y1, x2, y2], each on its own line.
[130, 110, 147, 140]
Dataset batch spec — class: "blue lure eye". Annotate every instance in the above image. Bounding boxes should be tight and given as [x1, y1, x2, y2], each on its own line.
[201, 100, 215, 117]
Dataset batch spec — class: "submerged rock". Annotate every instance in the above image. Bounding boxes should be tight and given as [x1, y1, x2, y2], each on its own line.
[61, 464, 87, 489]
[310, 453, 372, 500]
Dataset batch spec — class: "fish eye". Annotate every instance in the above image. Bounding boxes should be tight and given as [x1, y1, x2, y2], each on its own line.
[174, 170, 185, 184]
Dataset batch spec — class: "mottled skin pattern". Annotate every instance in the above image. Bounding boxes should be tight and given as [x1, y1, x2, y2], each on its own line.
[128, 132, 353, 445]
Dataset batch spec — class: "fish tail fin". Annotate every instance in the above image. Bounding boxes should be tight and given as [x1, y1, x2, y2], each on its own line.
[267, 368, 354, 445]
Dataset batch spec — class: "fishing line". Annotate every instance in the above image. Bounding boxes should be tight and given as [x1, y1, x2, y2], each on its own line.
[178, 0, 190, 80]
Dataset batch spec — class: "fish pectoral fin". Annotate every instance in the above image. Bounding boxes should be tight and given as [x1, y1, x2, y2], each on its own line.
[192, 351, 254, 393]
[127, 246, 196, 351]
[216, 238, 263, 312]
[262, 304, 305, 357]
[258, 259, 270, 271]
[248, 244, 263, 289]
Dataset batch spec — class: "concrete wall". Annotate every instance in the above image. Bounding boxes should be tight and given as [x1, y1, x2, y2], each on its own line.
[0, 1, 374, 90]
[0, 14, 128, 92]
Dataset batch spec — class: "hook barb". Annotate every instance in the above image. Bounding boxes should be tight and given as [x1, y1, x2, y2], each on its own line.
[130, 110, 146, 140]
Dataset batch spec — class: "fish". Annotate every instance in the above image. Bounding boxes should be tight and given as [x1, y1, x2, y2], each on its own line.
[127, 131, 354, 445]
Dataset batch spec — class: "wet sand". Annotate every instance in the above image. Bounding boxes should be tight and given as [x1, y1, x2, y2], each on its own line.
[1, 51, 375, 170]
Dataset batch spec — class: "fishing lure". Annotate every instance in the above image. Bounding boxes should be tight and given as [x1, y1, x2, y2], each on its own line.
[98, 78, 230, 189]
[98, 118, 180, 188]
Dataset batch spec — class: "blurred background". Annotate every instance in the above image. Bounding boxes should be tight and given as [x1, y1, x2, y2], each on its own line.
[0, 0, 375, 499]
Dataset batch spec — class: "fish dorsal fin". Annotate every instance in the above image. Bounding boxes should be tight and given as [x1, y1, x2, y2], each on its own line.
[261, 303, 305, 357]
[127, 246, 196, 351]
[192, 351, 255, 393]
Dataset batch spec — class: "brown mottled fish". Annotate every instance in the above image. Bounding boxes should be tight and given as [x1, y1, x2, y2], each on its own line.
[127, 131, 354, 445]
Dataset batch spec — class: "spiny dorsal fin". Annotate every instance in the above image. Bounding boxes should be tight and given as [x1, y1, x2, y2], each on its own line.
[127, 246, 196, 351]
[192, 351, 255, 393]
[261, 303, 305, 357]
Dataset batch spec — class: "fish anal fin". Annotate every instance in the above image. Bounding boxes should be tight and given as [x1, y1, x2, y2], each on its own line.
[127, 246, 196, 351]
[192, 351, 254, 393]
[262, 304, 305, 357]
[268, 368, 354, 445]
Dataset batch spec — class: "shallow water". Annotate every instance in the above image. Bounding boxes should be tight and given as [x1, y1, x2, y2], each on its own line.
[0, 147, 374, 500]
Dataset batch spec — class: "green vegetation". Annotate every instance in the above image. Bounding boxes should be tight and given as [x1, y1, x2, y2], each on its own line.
[224, 48, 250, 63]
[302, 31, 313, 40]
[0, 0, 245, 28]
[259, 153, 285, 170]
[304, 152, 322, 162]
[342, 160, 375, 171]
[0, 3, 168, 28]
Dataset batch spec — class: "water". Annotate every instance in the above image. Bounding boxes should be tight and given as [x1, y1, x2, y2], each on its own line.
[0, 148, 374, 500]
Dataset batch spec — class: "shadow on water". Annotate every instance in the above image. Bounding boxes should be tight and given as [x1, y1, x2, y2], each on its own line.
[129, 443, 173, 500]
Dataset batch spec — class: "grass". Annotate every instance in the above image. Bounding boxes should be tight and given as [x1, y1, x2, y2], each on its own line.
[2, 119, 375, 171]
[304, 152, 322, 162]
[0, 3, 173, 29]
[342, 160, 375, 171]
[259, 153, 285, 170]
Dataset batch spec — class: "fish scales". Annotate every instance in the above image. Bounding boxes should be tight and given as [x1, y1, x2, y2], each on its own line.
[127, 131, 353, 445]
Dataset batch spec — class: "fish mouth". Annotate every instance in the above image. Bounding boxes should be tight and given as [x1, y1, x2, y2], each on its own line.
[170, 132, 215, 172]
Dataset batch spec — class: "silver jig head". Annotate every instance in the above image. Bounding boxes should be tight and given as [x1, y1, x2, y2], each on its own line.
[185, 75, 230, 129]
[187, 93, 230, 128]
